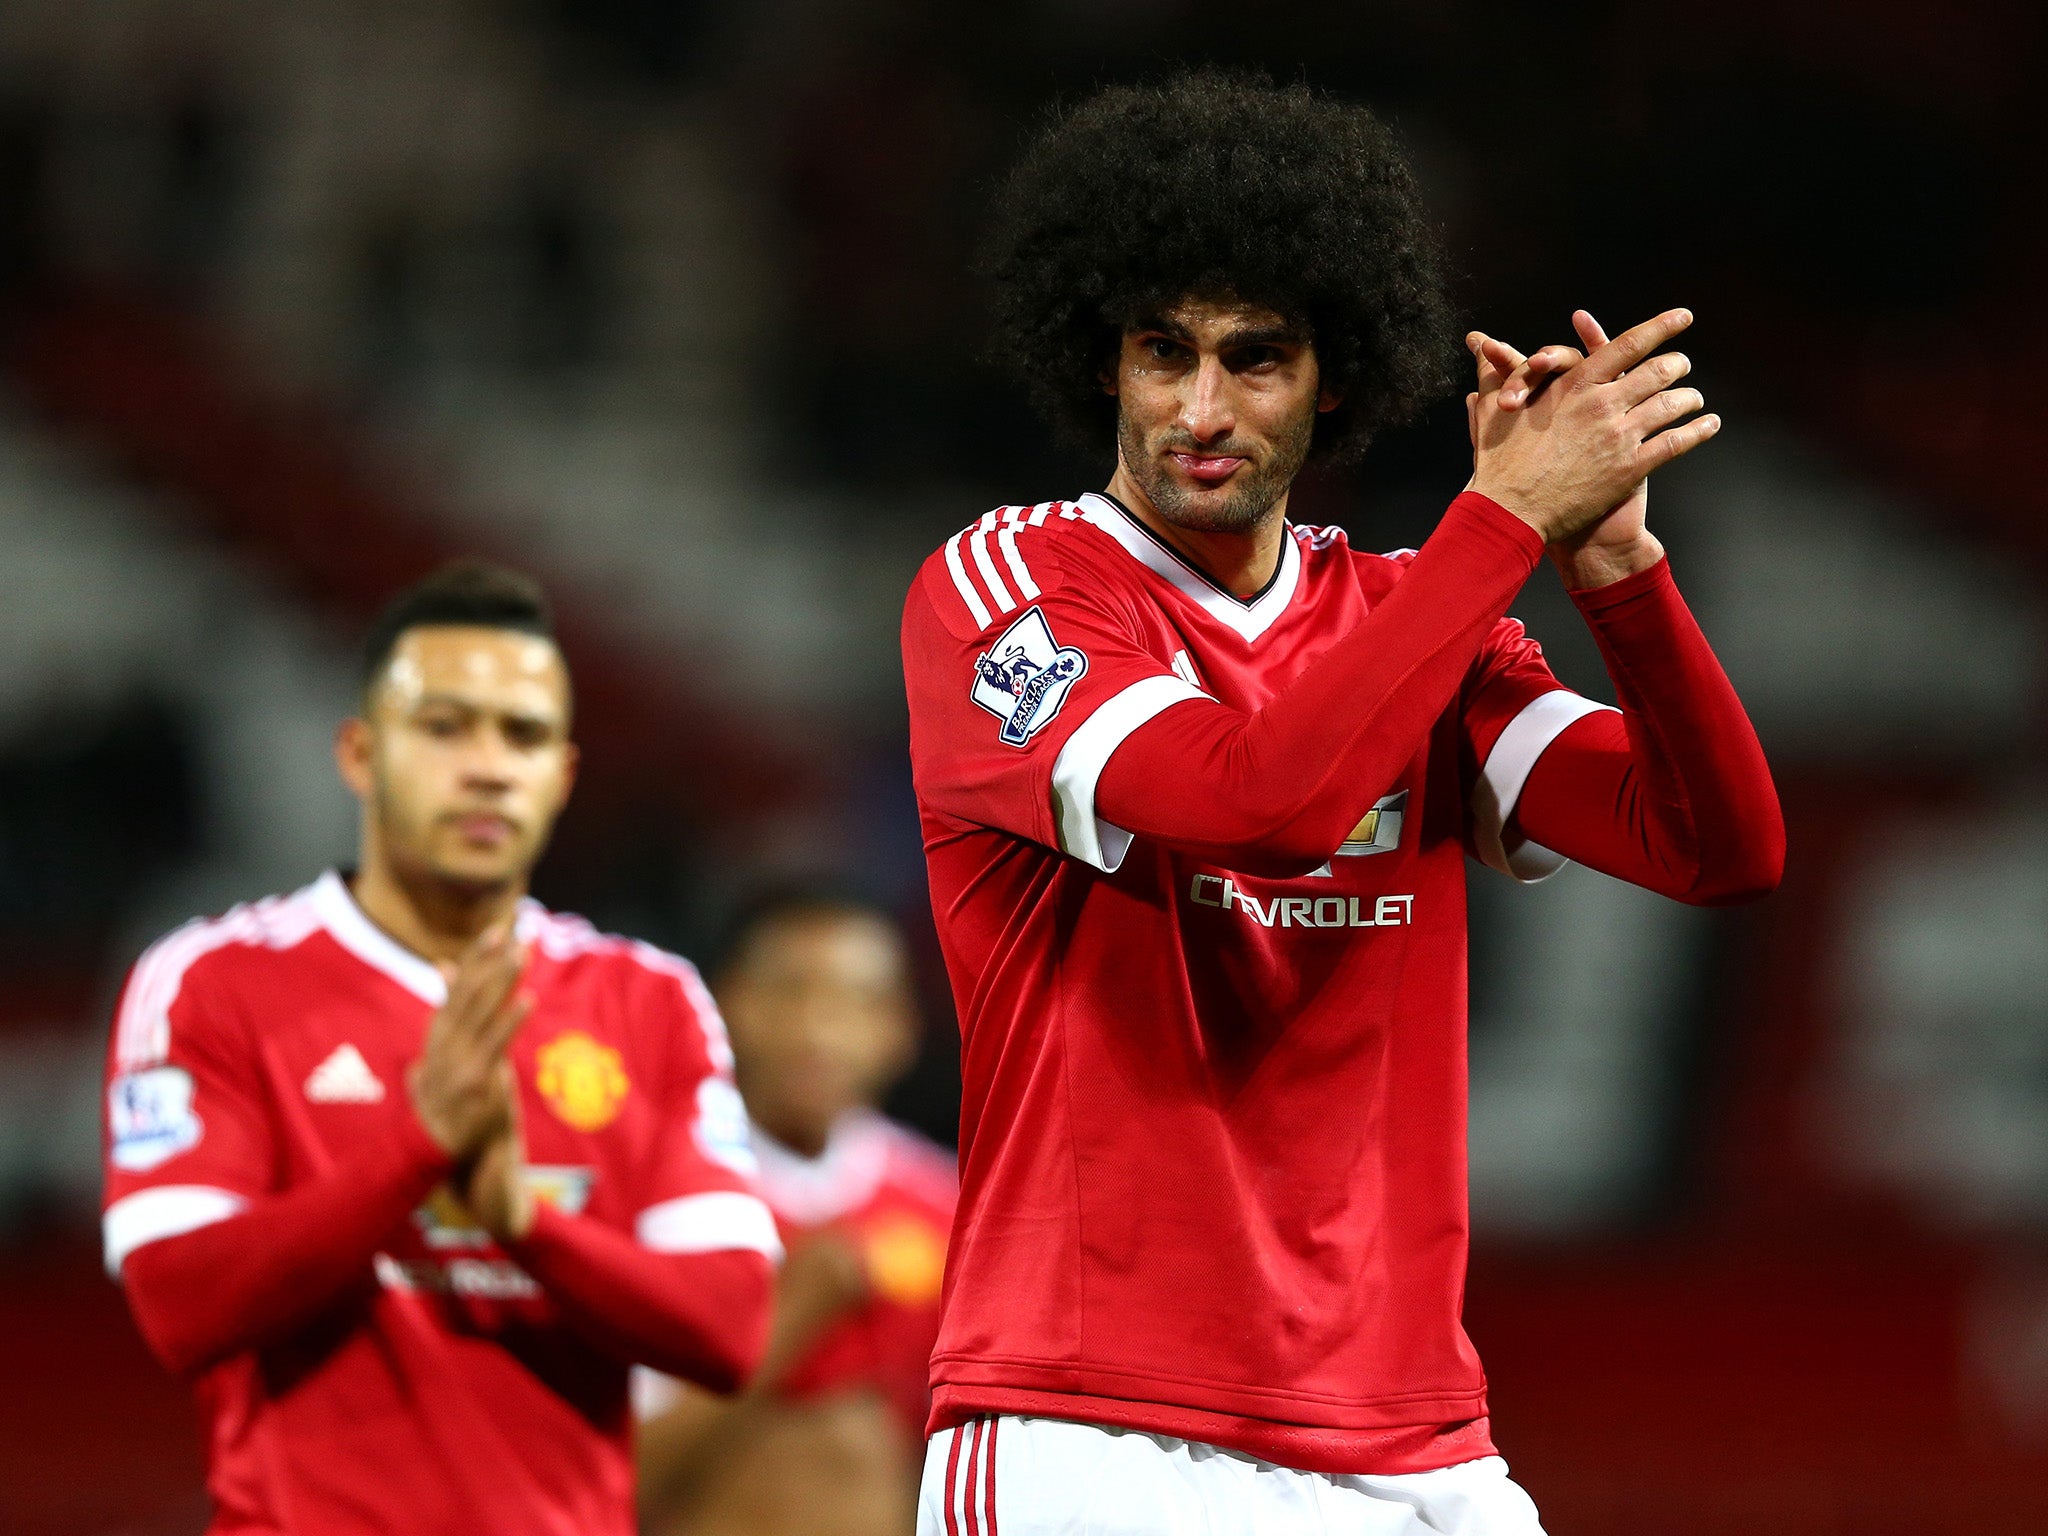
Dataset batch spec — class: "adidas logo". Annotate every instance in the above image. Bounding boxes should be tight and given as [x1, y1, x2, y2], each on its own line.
[306, 1043, 386, 1104]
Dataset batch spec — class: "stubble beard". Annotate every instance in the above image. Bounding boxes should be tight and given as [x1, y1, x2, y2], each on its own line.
[372, 774, 524, 899]
[1116, 405, 1315, 536]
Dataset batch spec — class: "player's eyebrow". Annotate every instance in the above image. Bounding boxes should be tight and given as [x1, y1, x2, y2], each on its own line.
[1133, 312, 1196, 342]
[1131, 314, 1305, 350]
[1219, 323, 1305, 350]
[499, 706, 564, 732]
[413, 691, 563, 728]
[406, 690, 474, 714]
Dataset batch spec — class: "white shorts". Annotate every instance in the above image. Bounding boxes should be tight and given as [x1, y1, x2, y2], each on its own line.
[917, 1416, 1547, 1536]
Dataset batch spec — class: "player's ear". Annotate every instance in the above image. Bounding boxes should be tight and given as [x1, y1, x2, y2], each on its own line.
[554, 740, 580, 812]
[880, 1006, 918, 1085]
[334, 714, 375, 801]
[1317, 387, 1343, 414]
[876, 959, 921, 1087]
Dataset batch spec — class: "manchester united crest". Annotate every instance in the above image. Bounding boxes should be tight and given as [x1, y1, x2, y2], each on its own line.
[535, 1030, 630, 1132]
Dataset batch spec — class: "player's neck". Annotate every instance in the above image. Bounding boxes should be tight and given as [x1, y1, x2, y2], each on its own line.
[1104, 464, 1290, 599]
[752, 1106, 836, 1161]
[348, 849, 527, 967]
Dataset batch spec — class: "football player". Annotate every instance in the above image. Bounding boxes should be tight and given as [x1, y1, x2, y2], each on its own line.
[902, 72, 1783, 1534]
[637, 891, 956, 1536]
[102, 561, 781, 1535]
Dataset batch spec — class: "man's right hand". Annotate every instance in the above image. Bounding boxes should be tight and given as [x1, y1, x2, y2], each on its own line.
[1466, 307, 1718, 544]
[407, 926, 531, 1159]
[754, 1230, 870, 1390]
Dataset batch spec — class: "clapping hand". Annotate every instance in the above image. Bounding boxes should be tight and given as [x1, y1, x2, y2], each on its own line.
[1462, 308, 1717, 576]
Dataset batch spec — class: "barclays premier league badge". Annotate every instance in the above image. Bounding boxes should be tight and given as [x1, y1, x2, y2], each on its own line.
[108, 1066, 202, 1171]
[972, 607, 1088, 747]
[693, 1075, 757, 1176]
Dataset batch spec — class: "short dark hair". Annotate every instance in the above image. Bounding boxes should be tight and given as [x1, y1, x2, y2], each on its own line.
[359, 560, 556, 700]
[711, 885, 898, 982]
[982, 70, 1457, 466]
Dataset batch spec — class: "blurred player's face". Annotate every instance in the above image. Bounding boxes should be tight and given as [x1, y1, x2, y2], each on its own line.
[1108, 297, 1340, 534]
[719, 912, 916, 1157]
[339, 626, 576, 895]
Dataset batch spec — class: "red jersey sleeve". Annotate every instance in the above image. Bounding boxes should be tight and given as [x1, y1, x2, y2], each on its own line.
[904, 508, 1205, 873]
[102, 925, 277, 1277]
[1511, 559, 1784, 904]
[104, 911, 458, 1375]
[1457, 614, 1617, 882]
[625, 950, 782, 1263]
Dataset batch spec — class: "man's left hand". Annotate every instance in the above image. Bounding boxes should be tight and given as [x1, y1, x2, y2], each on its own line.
[1473, 310, 1672, 589]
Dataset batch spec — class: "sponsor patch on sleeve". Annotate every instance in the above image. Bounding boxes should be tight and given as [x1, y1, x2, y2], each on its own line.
[971, 606, 1088, 747]
[108, 1066, 202, 1172]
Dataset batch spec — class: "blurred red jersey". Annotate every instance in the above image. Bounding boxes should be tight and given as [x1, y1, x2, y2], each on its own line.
[902, 495, 1610, 1475]
[101, 872, 780, 1536]
[753, 1111, 957, 1430]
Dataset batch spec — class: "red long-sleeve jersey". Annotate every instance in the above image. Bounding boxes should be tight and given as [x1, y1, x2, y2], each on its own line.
[902, 490, 1779, 1476]
[101, 872, 782, 1536]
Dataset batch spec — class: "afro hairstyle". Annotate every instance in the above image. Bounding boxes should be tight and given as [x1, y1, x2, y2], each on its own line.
[982, 70, 1457, 466]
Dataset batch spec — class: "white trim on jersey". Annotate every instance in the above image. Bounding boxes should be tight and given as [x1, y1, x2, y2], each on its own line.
[945, 531, 994, 629]
[635, 1190, 784, 1261]
[631, 1365, 684, 1421]
[309, 871, 449, 1004]
[114, 892, 323, 1071]
[750, 1110, 894, 1227]
[1051, 673, 1209, 873]
[998, 521, 1042, 601]
[945, 505, 1062, 631]
[103, 1184, 248, 1277]
[970, 512, 1018, 612]
[514, 902, 738, 1077]
[1077, 492, 1303, 643]
[643, 944, 739, 1076]
[1471, 689, 1618, 882]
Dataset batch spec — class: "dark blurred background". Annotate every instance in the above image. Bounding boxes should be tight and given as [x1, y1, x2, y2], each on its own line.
[1, 1, 2043, 1531]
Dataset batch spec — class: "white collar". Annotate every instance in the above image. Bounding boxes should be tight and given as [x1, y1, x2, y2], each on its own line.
[749, 1111, 892, 1226]
[1077, 492, 1303, 643]
[310, 871, 449, 1004]
[309, 871, 557, 1006]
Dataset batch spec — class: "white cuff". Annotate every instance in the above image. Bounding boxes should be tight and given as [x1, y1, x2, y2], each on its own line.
[632, 1365, 686, 1421]
[103, 1185, 248, 1277]
[635, 1191, 784, 1261]
[1472, 690, 1618, 882]
[1050, 674, 1207, 872]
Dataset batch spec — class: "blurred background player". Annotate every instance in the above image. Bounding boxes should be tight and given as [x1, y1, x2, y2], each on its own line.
[99, 562, 781, 1536]
[636, 890, 956, 1536]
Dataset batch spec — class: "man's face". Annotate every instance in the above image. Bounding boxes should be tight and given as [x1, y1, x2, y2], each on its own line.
[340, 626, 576, 893]
[719, 912, 915, 1151]
[1108, 297, 1338, 534]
